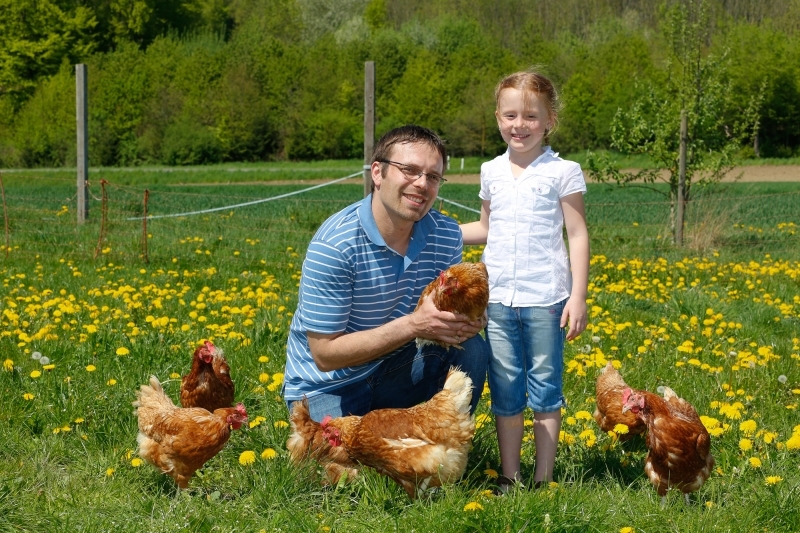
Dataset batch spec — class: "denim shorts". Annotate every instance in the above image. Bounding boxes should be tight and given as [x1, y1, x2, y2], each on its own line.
[486, 300, 566, 416]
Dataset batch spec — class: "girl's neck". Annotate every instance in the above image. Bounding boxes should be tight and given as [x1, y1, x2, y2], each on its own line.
[508, 145, 546, 178]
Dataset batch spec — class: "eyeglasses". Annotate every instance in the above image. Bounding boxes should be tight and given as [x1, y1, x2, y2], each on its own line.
[379, 160, 447, 186]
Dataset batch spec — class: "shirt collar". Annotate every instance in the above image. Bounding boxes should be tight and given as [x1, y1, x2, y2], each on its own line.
[505, 146, 557, 178]
[357, 194, 436, 270]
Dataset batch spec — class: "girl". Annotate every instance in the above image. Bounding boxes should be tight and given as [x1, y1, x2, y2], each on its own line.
[460, 70, 589, 492]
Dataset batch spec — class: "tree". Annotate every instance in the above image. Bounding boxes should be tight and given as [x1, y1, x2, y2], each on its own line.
[586, 0, 763, 244]
[0, 0, 97, 103]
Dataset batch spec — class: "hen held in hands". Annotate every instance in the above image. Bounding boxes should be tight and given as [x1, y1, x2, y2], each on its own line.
[287, 368, 475, 498]
[415, 262, 489, 349]
[134, 375, 248, 490]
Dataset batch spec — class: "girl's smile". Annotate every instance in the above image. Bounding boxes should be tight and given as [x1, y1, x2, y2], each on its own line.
[495, 88, 553, 168]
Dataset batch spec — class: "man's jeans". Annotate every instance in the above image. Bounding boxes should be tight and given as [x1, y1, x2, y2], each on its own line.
[287, 333, 489, 421]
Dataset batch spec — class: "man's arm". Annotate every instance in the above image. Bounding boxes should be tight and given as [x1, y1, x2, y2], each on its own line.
[308, 293, 485, 372]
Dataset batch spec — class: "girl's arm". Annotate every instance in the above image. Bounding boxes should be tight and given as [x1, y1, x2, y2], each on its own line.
[460, 200, 491, 245]
[560, 192, 590, 341]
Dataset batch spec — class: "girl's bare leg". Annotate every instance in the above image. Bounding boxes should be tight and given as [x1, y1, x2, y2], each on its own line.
[533, 410, 561, 483]
[496, 413, 524, 482]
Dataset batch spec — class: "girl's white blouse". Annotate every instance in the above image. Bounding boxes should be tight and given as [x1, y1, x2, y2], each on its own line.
[479, 148, 586, 307]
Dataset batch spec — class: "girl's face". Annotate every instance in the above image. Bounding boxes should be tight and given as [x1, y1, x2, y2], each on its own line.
[495, 88, 553, 162]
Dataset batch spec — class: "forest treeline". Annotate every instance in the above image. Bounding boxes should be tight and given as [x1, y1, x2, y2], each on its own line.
[1, 0, 799, 167]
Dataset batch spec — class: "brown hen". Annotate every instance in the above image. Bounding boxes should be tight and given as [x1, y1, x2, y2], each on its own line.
[622, 386, 715, 506]
[593, 362, 646, 439]
[415, 262, 489, 349]
[180, 340, 234, 412]
[287, 368, 475, 498]
[134, 375, 247, 489]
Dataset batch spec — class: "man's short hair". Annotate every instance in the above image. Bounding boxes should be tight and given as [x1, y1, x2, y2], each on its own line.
[370, 125, 447, 192]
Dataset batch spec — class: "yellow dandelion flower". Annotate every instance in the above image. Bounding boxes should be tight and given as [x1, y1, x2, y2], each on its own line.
[548, 481, 559, 489]
[30, 370, 41, 378]
[170, 372, 180, 379]
[463, 502, 484, 511]
[484, 468, 498, 479]
[613, 424, 629, 434]
[259, 373, 270, 383]
[74, 418, 84, 423]
[43, 364, 55, 370]
[261, 448, 277, 460]
[116, 347, 130, 356]
[620, 528, 635, 533]
[23, 393, 34, 400]
[748, 457, 762, 468]
[106, 468, 115, 476]
[239, 450, 256, 466]
[274, 420, 289, 429]
[705, 501, 715, 508]
[107, 379, 117, 386]
[86, 365, 96, 372]
[739, 419, 757, 435]
[739, 438, 753, 452]
[765, 476, 783, 485]
[574, 410, 593, 421]
[259, 356, 269, 363]
[131, 458, 143, 467]
[785, 434, 800, 450]
[3, 359, 13, 371]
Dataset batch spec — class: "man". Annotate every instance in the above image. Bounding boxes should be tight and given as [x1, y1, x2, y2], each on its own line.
[283, 125, 489, 421]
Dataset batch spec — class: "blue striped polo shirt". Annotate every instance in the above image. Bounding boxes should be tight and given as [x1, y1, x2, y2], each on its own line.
[283, 194, 463, 401]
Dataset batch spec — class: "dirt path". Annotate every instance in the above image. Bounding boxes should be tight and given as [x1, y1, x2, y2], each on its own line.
[441, 165, 800, 184]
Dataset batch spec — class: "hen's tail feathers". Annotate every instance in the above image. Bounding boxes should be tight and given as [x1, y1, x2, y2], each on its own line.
[287, 398, 319, 463]
[662, 386, 678, 401]
[443, 367, 473, 415]
[133, 375, 177, 414]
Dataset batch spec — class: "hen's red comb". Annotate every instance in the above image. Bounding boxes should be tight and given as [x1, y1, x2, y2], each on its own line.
[621, 387, 631, 404]
[320, 415, 332, 427]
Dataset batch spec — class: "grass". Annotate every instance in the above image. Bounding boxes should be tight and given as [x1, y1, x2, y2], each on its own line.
[0, 171, 799, 532]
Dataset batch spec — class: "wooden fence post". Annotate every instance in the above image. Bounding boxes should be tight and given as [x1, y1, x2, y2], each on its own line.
[0, 172, 8, 258]
[364, 61, 375, 197]
[676, 109, 687, 246]
[142, 190, 150, 264]
[94, 179, 108, 259]
[76, 64, 89, 223]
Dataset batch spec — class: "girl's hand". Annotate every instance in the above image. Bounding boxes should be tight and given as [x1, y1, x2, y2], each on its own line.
[561, 298, 587, 341]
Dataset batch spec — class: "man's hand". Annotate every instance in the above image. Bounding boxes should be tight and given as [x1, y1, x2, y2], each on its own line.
[412, 293, 486, 345]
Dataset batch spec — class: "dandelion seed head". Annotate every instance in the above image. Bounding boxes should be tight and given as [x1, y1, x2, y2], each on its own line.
[657, 385, 665, 394]
[32, 351, 42, 360]
[39, 356, 50, 365]
[778, 375, 788, 384]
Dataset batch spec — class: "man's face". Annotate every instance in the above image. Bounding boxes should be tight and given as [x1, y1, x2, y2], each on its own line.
[371, 142, 444, 224]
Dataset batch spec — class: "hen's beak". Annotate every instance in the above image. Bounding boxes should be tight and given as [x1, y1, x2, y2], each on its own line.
[621, 404, 630, 414]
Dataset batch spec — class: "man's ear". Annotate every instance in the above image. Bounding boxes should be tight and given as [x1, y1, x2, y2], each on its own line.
[371, 161, 383, 190]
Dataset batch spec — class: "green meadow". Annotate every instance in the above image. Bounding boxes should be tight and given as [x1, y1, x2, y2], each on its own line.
[1, 171, 799, 532]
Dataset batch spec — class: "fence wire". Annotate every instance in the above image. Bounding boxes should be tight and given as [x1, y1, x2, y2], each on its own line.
[0, 172, 798, 265]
